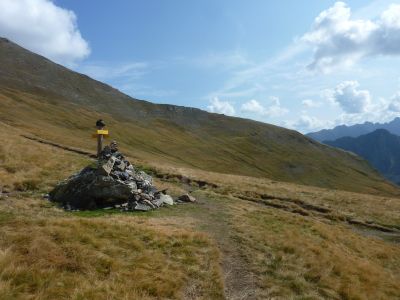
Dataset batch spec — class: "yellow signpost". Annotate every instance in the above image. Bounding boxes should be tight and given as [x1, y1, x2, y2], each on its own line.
[94, 120, 109, 157]
[97, 129, 109, 135]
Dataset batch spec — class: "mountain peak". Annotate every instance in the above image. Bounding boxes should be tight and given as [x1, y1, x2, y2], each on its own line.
[325, 129, 400, 184]
[307, 117, 400, 142]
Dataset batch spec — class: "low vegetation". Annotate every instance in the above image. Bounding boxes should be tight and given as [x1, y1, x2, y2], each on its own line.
[0, 127, 400, 299]
[0, 206, 223, 299]
[225, 195, 400, 299]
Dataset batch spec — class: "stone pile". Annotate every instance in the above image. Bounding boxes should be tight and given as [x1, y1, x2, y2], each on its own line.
[50, 141, 192, 211]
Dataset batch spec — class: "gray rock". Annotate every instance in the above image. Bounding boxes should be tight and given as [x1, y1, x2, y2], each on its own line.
[178, 194, 196, 203]
[99, 157, 116, 175]
[143, 199, 156, 208]
[49, 141, 164, 212]
[152, 198, 164, 207]
[114, 159, 126, 172]
[134, 202, 152, 211]
[50, 167, 137, 209]
[159, 194, 174, 205]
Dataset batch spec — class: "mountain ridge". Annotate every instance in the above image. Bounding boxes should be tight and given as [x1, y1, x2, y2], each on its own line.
[307, 117, 400, 142]
[325, 129, 400, 185]
[0, 37, 398, 195]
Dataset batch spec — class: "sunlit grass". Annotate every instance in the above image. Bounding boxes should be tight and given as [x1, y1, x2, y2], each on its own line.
[0, 115, 399, 299]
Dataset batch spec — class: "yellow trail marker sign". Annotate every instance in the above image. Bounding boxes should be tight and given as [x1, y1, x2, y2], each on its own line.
[92, 130, 109, 139]
[97, 129, 109, 135]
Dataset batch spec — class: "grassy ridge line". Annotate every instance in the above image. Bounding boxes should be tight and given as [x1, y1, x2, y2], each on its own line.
[0, 37, 398, 194]
[1, 89, 399, 196]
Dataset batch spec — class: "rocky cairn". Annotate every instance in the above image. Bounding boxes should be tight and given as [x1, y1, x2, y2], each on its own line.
[50, 141, 182, 211]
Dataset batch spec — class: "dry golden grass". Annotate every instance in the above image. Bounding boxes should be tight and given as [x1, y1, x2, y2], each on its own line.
[207, 192, 400, 299]
[154, 165, 400, 228]
[0, 122, 400, 299]
[0, 198, 223, 300]
[0, 122, 89, 193]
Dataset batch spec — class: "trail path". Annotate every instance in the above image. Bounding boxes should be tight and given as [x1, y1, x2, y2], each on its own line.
[185, 189, 259, 300]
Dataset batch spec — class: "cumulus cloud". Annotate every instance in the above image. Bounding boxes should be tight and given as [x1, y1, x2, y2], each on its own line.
[388, 92, 400, 112]
[0, 0, 90, 65]
[241, 99, 264, 113]
[330, 81, 372, 114]
[302, 99, 320, 108]
[290, 115, 331, 132]
[207, 97, 235, 116]
[303, 2, 400, 72]
[241, 97, 288, 117]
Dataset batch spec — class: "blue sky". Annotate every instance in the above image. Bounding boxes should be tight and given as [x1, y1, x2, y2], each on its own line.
[2, 0, 400, 132]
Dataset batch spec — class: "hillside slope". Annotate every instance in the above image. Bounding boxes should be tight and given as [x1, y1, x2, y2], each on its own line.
[0, 37, 398, 195]
[325, 129, 400, 185]
[307, 118, 400, 142]
[0, 124, 399, 299]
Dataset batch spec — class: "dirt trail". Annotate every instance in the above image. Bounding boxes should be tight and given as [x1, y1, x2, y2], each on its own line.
[187, 190, 259, 300]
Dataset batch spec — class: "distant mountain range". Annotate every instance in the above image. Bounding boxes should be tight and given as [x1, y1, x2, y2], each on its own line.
[325, 129, 400, 184]
[307, 118, 400, 142]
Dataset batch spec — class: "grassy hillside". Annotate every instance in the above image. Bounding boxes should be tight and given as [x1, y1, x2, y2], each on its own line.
[0, 37, 398, 195]
[0, 127, 399, 299]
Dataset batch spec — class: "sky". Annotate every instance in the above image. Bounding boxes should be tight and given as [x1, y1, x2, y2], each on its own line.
[1, 0, 400, 132]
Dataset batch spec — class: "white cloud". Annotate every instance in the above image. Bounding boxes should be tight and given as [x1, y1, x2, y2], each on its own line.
[241, 97, 288, 117]
[207, 97, 235, 116]
[0, 0, 90, 65]
[388, 92, 400, 112]
[241, 99, 264, 113]
[303, 2, 400, 72]
[265, 96, 288, 117]
[302, 99, 320, 108]
[289, 115, 332, 133]
[330, 80, 372, 113]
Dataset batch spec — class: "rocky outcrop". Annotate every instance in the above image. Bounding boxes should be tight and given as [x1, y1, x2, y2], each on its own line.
[50, 141, 177, 211]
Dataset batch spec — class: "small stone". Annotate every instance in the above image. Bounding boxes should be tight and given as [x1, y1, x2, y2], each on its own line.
[178, 194, 196, 203]
[99, 157, 116, 175]
[143, 199, 156, 208]
[140, 193, 151, 201]
[152, 198, 163, 207]
[115, 160, 126, 172]
[134, 202, 152, 211]
[160, 194, 174, 205]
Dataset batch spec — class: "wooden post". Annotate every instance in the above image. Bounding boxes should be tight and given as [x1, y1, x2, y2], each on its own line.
[95, 119, 107, 158]
[97, 125, 104, 158]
